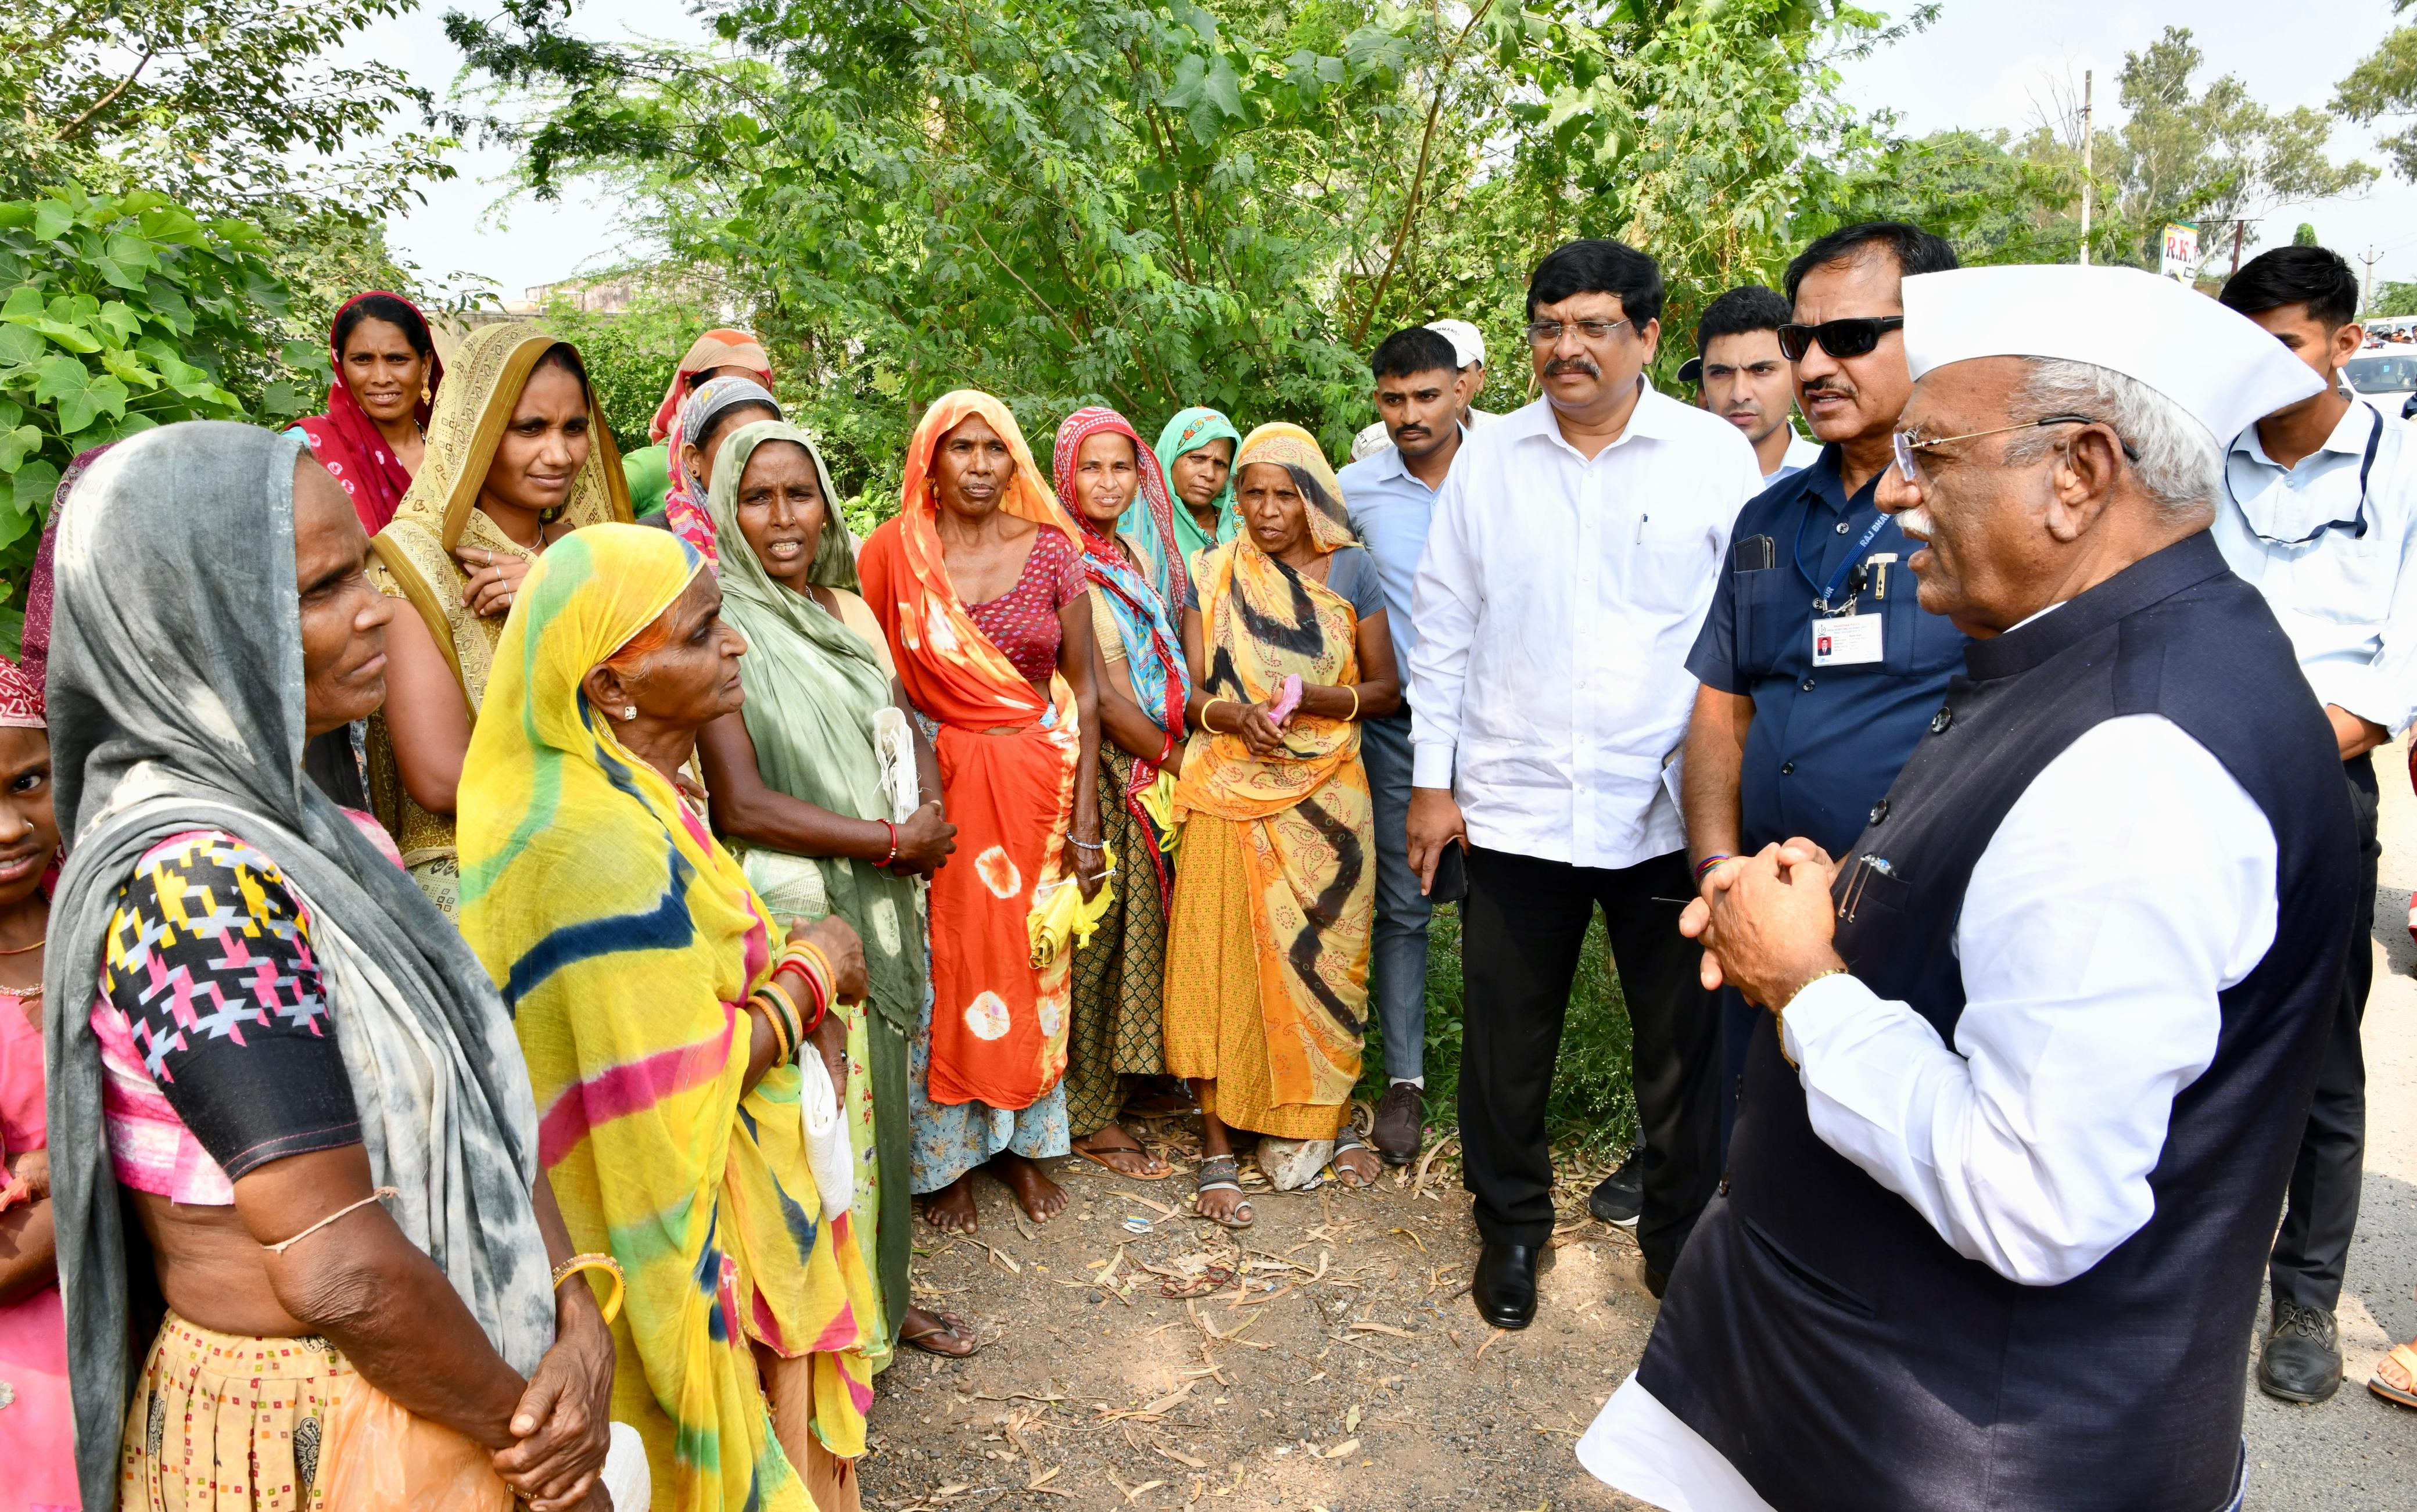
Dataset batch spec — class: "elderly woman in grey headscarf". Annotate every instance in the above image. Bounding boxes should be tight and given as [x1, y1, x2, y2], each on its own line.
[42, 423, 619, 1511]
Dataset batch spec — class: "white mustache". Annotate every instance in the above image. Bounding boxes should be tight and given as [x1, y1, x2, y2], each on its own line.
[1897, 505, 1935, 540]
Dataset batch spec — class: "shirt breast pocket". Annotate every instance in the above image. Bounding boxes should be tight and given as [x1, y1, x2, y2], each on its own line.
[1736, 565, 1802, 678]
[2299, 533, 2397, 624]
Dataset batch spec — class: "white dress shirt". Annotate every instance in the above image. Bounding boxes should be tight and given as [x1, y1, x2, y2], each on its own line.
[1580, 712, 2279, 1510]
[1408, 387, 1762, 868]
[1766, 431, 1824, 482]
[2215, 396, 2417, 736]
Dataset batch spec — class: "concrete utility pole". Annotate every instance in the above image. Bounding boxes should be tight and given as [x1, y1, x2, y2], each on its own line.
[2361, 247, 2384, 318]
[2079, 70, 2093, 267]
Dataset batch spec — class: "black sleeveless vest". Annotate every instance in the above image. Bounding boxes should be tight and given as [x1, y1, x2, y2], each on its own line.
[1636, 533, 2355, 1511]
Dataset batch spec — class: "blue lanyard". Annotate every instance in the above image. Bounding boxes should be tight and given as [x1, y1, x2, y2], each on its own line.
[1793, 501, 1892, 610]
[2247, 405, 2380, 547]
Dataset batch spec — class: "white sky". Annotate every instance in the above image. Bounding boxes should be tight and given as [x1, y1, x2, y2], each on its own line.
[374, 0, 2417, 300]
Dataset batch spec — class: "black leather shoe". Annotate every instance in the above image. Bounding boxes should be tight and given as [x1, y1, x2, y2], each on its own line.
[1587, 1150, 1643, 1229]
[2260, 1299, 2343, 1403]
[1473, 1242, 1540, 1330]
[1371, 1083, 1424, 1166]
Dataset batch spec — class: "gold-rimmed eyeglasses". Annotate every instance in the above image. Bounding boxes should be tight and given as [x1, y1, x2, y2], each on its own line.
[1891, 414, 2139, 483]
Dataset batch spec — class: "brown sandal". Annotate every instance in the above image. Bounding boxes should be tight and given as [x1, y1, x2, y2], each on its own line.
[2371, 1341, 2417, 1408]
[1070, 1130, 1172, 1180]
[899, 1309, 978, 1358]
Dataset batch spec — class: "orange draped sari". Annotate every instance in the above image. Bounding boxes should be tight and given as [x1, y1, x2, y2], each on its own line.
[858, 391, 1085, 1111]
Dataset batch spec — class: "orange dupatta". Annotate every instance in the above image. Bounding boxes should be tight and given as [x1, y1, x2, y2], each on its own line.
[858, 391, 1085, 1110]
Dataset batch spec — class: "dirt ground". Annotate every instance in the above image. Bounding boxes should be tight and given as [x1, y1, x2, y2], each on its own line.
[858, 1114, 1653, 1512]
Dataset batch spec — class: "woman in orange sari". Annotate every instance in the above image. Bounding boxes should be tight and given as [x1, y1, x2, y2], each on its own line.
[1164, 424, 1400, 1227]
[858, 392, 1106, 1236]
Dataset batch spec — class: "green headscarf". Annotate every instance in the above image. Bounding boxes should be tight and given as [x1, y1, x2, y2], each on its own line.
[1139, 405, 1242, 584]
[705, 417, 917, 1342]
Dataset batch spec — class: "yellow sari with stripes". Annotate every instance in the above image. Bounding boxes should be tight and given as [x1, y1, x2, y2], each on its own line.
[456, 523, 874, 1512]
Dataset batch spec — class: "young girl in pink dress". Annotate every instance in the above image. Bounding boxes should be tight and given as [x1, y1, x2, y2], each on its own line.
[0, 655, 74, 1511]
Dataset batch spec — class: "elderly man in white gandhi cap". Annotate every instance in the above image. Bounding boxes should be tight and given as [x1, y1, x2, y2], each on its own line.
[1575, 264, 2362, 1512]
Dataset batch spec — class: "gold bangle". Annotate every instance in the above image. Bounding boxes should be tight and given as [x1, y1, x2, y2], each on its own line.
[1773, 967, 1851, 1069]
[1345, 685, 1360, 721]
[756, 978, 803, 1061]
[553, 1252, 626, 1327]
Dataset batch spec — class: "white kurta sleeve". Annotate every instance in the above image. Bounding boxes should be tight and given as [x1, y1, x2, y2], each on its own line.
[1776, 714, 2280, 1285]
[1407, 457, 1480, 790]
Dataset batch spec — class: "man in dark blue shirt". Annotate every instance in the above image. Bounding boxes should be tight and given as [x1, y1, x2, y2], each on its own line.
[1674, 221, 1973, 1162]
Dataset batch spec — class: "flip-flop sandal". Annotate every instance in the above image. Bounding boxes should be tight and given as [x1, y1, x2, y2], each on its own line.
[900, 1310, 979, 1358]
[2371, 1341, 2417, 1408]
[1071, 1133, 1174, 1180]
[1194, 1154, 1255, 1228]
[1329, 1129, 1381, 1189]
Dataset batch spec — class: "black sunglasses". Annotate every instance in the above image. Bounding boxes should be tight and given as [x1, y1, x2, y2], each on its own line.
[1777, 316, 1906, 361]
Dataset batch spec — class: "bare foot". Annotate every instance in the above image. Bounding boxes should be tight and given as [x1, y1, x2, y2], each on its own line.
[988, 1151, 1068, 1223]
[1070, 1123, 1172, 1179]
[917, 1173, 978, 1234]
[898, 1305, 976, 1357]
[1333, 1145, 1383, 1188]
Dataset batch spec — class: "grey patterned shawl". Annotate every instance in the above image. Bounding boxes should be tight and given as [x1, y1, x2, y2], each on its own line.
[42, 423, 557, 1510]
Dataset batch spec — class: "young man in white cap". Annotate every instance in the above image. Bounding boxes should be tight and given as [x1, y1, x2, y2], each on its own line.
[1350, 318, 1494, 460]
[2215, 244, 2417, 1407]
[1580, 264, 2356, 1512]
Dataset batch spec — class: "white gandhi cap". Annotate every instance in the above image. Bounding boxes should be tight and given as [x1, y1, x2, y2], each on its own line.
[1426, 318, 1486, 369]
[1900, 264, 2323, 447]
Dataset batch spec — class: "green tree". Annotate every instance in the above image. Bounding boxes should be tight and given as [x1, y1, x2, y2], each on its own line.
[2368, 279, 2417, 318]
[2336, 5, 2417, 181]
[0, 184, 313, 624]
[2295, 221, 2321, 245]
[447, 0, 1884, 504]
[2111, 27, 2373, 274]
[0, 0, 463, 337]
[536, 284, 726, 452]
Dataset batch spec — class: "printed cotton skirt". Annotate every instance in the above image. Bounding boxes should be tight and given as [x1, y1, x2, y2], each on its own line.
[121, 1312, 352, 1511]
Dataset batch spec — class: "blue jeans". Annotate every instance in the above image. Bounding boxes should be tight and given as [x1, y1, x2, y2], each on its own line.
[1360, 709, 1432, 1082]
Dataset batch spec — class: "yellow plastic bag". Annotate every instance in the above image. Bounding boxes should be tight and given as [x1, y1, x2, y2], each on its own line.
[316, 1377, 515, 1512]
[1027, 842, 1116, 968]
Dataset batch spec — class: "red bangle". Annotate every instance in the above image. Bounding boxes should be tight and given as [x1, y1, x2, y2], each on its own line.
[1156, 726, 1178, 768]
[877, 820, 899, 868]
[776, 961, 831, 1036]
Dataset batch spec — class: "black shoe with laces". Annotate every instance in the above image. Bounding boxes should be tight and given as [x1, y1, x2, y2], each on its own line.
[1588, 1150, 1643, 1229]
[2259, 1299, 2343, 1404]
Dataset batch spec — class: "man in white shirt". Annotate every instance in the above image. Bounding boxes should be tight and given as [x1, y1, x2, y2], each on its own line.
[1691, 285, 1823, 481]
[1405, 239, 1764, 1326]
[2214, 244, 2417, 1406]
[1350, 318, 1497, 461]
[1582, 265, 2350, 1512]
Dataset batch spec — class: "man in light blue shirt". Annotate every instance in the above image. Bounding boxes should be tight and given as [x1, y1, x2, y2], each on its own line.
[1337, 325, 1468, 1167]
[2218, 245, 2417, 1411]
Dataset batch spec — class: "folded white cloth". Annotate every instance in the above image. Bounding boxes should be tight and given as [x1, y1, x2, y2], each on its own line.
[604, 1421, 652, 1512]
[799, 1050, 855, 1219]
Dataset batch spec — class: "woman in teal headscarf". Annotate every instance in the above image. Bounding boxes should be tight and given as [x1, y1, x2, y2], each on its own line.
[1133, 407, 1241, 586]
[694, 418, 981, 1360]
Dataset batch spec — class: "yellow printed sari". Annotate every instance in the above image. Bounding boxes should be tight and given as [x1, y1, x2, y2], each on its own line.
[1164, 425, 1373, 1136]
[367, 321, 632, 913]
[456, 525, 874, 1512]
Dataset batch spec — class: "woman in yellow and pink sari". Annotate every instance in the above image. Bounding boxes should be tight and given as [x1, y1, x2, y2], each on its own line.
[1163, 424, 1400, 1227]
[458, 523, 880, 1512]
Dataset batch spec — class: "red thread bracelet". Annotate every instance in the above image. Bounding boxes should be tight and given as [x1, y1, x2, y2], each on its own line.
[877, 820, 899, 868]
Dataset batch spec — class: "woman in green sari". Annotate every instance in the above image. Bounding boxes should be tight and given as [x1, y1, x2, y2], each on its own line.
[1129, 407, 1240, 587]
[695, 419, 977, 1360]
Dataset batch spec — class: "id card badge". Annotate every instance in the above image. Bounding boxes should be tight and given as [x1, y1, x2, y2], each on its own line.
[1812, 612, 1882, 667]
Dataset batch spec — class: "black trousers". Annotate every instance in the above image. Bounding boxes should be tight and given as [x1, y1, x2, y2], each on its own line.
[2271, 755, 2380, 1312]
[1457, 845, 1720, 1274]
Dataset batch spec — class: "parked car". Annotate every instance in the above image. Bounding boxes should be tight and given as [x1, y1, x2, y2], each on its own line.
[2342, 351, 2417, 419]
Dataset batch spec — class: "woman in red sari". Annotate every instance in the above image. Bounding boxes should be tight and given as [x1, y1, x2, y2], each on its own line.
[858, 392, 1106, 1236]
[289, 293, 443, 532]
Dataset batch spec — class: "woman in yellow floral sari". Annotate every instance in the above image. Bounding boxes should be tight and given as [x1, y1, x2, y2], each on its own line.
[369, 322, 633, 914]
[1164, 424, 1401, 1227]
[457, 523, 880, 1512]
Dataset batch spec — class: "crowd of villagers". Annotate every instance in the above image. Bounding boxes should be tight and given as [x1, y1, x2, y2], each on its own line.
[0, 297, 1404, 1512]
